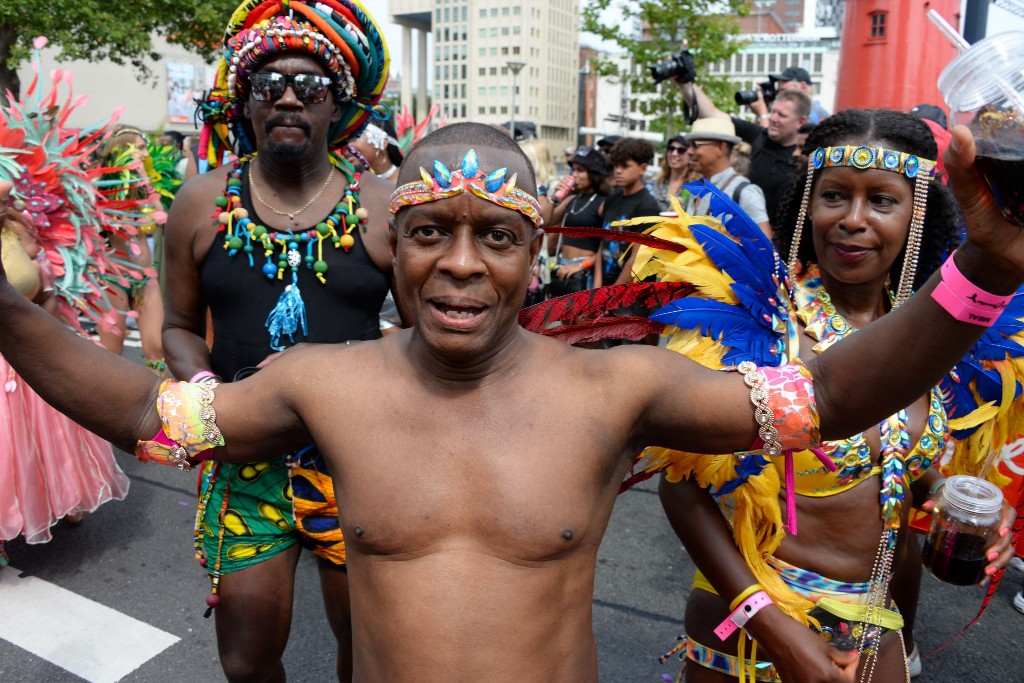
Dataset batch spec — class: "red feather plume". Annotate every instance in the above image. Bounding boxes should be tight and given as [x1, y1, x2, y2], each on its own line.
[542, 225, 687, 253]
[519, 281, 696, 332]
[536, 316, 666, 346]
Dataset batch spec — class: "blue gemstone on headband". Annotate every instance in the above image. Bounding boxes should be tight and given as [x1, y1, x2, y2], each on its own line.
[829, 147, 845, 165]
[485, 168, 508, 192]
[433, 160, 453, 188]
[883, 152, 900, 170]
[461, 149, 479, 178]
[905, 156, 920, 178]
[813, 148, 826, 169]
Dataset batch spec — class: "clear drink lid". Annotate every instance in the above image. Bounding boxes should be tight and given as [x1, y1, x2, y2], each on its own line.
[943, 475, 1003, 515]
[937, 31, 1024, 114]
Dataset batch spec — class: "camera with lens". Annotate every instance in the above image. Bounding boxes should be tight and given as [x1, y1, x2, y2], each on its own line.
[649, 49, 698, 85]
[735, 80, 777, 107]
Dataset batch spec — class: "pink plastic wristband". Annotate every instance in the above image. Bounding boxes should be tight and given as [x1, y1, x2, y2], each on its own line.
[189, 371, 218, 383]
[931, 252, 1013, 327]
[714, 590, 772, 641]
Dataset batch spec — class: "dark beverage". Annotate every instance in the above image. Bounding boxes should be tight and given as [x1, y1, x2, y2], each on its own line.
[922, 530, 988, 586]
[974, 155, 1024, 227]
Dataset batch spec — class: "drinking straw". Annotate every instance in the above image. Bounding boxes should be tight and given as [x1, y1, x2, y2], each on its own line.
[926, 9, 971, 52]
[927, 9, 1024, 116]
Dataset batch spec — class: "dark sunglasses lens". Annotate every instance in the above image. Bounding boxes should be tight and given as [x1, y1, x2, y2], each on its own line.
[668, 146, 686, 153]
[250, 73, 285, 101]
[293, 74, 330, 103]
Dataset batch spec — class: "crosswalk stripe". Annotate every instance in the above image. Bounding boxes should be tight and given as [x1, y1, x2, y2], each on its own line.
[0, 565, 180, 683]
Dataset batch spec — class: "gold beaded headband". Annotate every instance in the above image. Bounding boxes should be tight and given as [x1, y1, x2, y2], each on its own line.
[389, 149, 542, 227]
[789, 145, 937, 305]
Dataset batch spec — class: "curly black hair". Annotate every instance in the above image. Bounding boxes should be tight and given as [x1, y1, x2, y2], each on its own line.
[608, 138, 655, 167]
[773, 109, 962, 291]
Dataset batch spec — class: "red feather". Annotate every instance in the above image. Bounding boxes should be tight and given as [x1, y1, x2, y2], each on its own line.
[519, 281, 696, 332]
[532, 316, 665, 346]
[543, 225, 687, 253]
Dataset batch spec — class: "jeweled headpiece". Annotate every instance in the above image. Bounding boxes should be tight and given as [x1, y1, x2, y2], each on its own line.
[198, 0, 389, 168]
[789, 145, 937, 305]
[389, 149, 542, 227]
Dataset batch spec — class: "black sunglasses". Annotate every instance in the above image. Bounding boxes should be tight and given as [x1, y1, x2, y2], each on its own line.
[666, 145, 688, 154]
[249, 72, 333, 104]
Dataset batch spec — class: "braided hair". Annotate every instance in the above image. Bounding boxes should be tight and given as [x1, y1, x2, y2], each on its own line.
[774, 109, 962, 290]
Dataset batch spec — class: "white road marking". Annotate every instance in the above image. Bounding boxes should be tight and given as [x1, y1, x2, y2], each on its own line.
[0, 565, 179, 683]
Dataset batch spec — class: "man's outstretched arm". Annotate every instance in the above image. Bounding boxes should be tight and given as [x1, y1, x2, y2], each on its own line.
[633, 126, 1024, 454]
[0, 181, 309, 461]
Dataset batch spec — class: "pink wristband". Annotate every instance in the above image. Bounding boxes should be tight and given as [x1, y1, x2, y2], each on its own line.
[189, 371, 218, 383]
[714, 590, 772, 641]
[931, 251, 1013, 327]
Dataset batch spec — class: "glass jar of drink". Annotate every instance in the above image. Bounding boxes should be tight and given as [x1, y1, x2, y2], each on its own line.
[922, 475, 1003, 586]
[938, 31, 1024, 226]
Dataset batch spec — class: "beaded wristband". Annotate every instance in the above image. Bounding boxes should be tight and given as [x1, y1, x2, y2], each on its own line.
[729, 583, 765, 612]
[738, 361, 781, 456]
[714, 590, 773, 640]
[931, 251, 1013, 327]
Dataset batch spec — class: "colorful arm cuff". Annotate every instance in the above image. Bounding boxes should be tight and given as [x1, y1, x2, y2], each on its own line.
[738, 360, 821, 455]
[135, 377, 224, 471]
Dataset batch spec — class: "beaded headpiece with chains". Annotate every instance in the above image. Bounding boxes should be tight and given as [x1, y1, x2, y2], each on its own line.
[390, 149, 543, 227]
[788, 145, 936, 306]
[197, 0, 390, 168]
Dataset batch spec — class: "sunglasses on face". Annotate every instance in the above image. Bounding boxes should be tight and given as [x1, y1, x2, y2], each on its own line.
[666, 145, 688, 154]
[688, 140, 717, 150]
[249, 72, 333, 104]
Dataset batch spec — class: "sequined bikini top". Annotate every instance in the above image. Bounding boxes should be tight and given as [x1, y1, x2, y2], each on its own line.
[772, 276, 948, 497]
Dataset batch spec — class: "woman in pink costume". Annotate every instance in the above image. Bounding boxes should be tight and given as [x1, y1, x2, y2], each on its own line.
[0, 38, 137, 564]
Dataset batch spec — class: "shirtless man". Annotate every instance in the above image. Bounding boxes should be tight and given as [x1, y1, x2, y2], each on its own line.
[0, 122, 1021, 683]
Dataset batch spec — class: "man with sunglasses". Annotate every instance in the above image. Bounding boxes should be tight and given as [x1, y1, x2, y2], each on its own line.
[682, 118, 771, 235]
[159, 2, 393, 681]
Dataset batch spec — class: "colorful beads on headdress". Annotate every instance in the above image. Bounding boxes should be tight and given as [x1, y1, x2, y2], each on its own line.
[811, 145, 936, 179]
[389, 149, 543, 227]
[200, 0, 390, 167]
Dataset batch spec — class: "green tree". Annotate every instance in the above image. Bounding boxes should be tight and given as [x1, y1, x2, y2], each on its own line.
[0, 1, 237, 104]
[581, 0, 748, 141]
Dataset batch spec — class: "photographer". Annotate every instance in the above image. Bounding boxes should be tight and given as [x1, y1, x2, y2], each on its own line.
[676, 80, 810, 226]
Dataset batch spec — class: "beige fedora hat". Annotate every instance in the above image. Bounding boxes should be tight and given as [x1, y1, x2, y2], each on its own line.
[686, 118, 742, 145]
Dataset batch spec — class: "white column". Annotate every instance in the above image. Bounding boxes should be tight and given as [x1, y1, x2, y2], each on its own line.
[401, 25, 413, 115]
[417, 28, 428, 120]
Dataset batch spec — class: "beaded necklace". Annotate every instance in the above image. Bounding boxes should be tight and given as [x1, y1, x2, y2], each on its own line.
[213, 152, 369, 350]
[801, 288, 943, 676]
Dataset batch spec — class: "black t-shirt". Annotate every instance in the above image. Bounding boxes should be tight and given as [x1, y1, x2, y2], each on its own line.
[559, 191, 606, 252]
[600, 187, 662, 282]
[732, 117, 798, 224]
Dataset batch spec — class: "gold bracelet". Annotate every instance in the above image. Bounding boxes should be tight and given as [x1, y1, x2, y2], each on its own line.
[737, 361, 781, 457]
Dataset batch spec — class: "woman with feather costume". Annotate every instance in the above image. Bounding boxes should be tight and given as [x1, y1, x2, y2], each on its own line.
[0, 38, 143, 563]
[521, 109, 1024, 681]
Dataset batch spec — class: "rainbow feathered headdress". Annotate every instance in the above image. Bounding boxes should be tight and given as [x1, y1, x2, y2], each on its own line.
[197, 0, 390, 167]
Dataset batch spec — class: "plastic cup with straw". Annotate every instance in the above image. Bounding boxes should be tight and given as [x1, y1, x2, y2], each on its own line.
[930, 10, 1024, 226]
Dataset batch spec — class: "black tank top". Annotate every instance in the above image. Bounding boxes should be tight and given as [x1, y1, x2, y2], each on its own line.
[200, 163, 390, 379]
[559, 192, 604, 252]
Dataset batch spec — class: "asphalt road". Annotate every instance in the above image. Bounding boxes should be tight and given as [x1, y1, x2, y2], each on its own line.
[2, 378, 1023, 681]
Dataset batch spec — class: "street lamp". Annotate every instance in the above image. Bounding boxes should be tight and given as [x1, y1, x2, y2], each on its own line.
[506, 61, 526, 139]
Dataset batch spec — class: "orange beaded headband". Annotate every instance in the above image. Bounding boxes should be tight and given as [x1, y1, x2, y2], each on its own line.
[389, 149, 542, 227]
